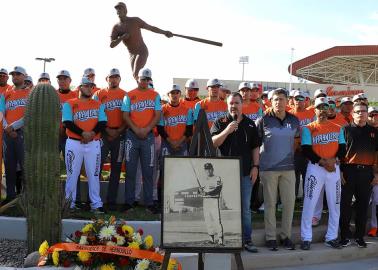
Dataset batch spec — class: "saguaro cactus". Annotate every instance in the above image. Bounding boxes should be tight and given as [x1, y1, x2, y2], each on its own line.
[23, 83, 61, 253]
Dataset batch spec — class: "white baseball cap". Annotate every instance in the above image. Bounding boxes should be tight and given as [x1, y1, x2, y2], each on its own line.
[250, 82, 259, 89]
[80, 77, 94, 86]
[207, 78, 222, 87]
[293, 90, 305, 98]
[340, 97, 353, 105]
[84, 68, 95, 76]
[167, 84, 181, 94]
[0, 68, 8, 75]
[238, 81, 251, 91]
[314, 88, 327, 98]
[368, 106, 377, 114]
[138, 68, 152, 79]
[56, 70, 71, 78]
[185, 79, 199, 89]
[39, 72, 50, 80]
[25, 76, 33, 83]
[314, 97, 329, 108]
[261, 90, 269, 97]
[108, 68, 121, 77]
[327, 96, 335, 103]
[10, 66, 27, 76]
[352, 93, 367, 102]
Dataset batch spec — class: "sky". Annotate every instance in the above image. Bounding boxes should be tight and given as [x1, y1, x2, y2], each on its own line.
[2, 0, 378, 94]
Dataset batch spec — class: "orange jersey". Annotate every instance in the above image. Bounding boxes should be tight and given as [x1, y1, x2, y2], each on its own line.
[180, 97, 201, 110]
[159, 103, 193, 140]
[93, 88, 127, 128]
[289, 109, 315, 128]
[0, 84, 12, 95]
[242, 102, 263, 121]
[57, 90, 78, 110]
[62, 98, 107, 140]
[3, 88, 30, 125]
[193, 97, 227, 128]
[306, 105, 315, 115]
[301, 120, 345, 159]
[121, 88, 161, 128]
[328, 113, 349, 127]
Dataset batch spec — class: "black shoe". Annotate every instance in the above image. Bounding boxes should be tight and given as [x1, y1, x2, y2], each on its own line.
[339, 238, 351, 247]
[300, 241, 311, 250]
[325, 239, 342, 249]
[244, 241, 258, 253]
[90, 207, 106, 214]
[266, 240, 278, 251]
[106, 203, 118, 211]
[146, 205, 160, 215]
[355, 238, 367, 248]
[281, 237, 296, 250]
[123, 204, 134, 213]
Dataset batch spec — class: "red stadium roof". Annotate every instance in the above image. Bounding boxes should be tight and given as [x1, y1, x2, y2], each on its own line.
[290, 45, 378, 85]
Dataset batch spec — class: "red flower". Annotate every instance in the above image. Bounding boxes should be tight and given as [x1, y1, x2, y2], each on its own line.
[63, 259, 71, 267]
[119, 257, 129, 266]
[116, 227, 124, 236]
[75, 231, 82, 238]
[111, 236, 117, 243]
[137, 228, 144, 235]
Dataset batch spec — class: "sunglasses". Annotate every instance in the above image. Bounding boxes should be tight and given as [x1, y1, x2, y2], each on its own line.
[294, 96, 305, 101]
[140, 77, 152, 82]
[316, 105, 329, 111]
[328, 104, 336, 109]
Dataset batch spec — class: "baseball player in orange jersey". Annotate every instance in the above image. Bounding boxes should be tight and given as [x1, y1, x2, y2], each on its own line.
[193, 78, 227, 128]
[180, 79, 201, 110]
[73, 68, 101, 96]
[198, 163, 224, 245]
[24, 76, 34, 90]
[0, 68, 12, 94]
[300, 97, 346, 250]
[62, 77, 107, 213]
[238, 82, 263, 122]
[337, 97, 353, 124]
[0, 66, 30, 204]
[93, 68, 127, 210]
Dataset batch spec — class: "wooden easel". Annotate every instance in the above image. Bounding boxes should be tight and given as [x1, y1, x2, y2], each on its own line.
[161, 109, 244, 270]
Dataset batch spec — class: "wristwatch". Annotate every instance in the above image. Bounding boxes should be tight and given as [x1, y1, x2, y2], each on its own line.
[252, 165, 260, 169]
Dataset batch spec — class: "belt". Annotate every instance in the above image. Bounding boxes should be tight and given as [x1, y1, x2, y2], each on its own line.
[345, 164, 373, 170]
[68, 137, 99, 142]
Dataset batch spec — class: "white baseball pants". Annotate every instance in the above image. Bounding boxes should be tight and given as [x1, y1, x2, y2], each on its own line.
[301, 163, 341, 242]
[65, 138, 103, 209]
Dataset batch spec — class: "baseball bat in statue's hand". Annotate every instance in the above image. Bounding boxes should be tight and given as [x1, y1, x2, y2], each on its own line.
[172, 33, 223, 47]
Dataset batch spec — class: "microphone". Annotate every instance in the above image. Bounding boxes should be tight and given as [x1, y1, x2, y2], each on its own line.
[233, 114, 238, 131]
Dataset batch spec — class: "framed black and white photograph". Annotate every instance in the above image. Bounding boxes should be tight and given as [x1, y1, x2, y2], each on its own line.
[161, 156, 243, 252]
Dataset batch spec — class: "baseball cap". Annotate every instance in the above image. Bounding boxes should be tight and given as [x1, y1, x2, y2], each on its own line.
[0, 68, 8, 75]
[204, 163, 213, 170]
[293, 90, 305, 98]
[25, 76, 33, 83]
[261, 90, 269, 98]
[84, 68, 95, 76]
[39, 72, 50, 80]
[314, 97, 329, 108]
[80, 77, 94, 86]
[167, 84, 181, 94]
[108, 68, 121, 77]
[340, 97, 353, 105]
[114, 2, 126, 9]
[314, 89, 327, 98]
[352, 93, 367, 102]
[185, 79, 199, 89]
[56, 70, 71, 78]
[250, 82, 259, 89]
[368, 106, 378, 114]
[138, 68, 152, 79]
[207, 78, 222, 87]
[238, 81, 251, 91]
[327, 96, 335, 103]
[10, 66, 27, 76]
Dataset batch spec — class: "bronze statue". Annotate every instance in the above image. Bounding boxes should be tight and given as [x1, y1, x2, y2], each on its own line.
[110, 2, 173, 80]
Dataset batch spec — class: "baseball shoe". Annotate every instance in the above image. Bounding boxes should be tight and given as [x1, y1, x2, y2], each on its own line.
[312, 217, 320, 227]
[339, 238, 351, 247]
[325, 239, 342, 249]
[244, 241, 258, 253]
[90, 207, 106, 215]
[368, 227, 377, 237]
[281, 237, 296, 250]
[355, 238, 367, 248]
[300, 241, 311, 250]
[266, 240, 278, 251]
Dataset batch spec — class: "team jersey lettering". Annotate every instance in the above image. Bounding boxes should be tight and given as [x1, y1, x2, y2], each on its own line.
[73, 109, 99, 122]
[6, 98, 27, 110]
[245, 113, 259, 121]
[165, 115, 188, 126]
[131, 100, 155, 112]
[312, 132, 339, 145]
[103, 99, 123, 111]
[206, 111, 227, 122]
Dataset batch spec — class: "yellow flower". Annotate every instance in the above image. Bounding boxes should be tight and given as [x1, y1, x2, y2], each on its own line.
[128, 241, 140, 249]
[168, 259, 177, 270]
[144, 235, 154, 249]
[52, 250, 59, 266]
[82, 223, 94, 233]
[135, 259, 150, 270]
[38, 241, 49, 256]
[122, 225, 134, 235]
[77, 251, 91, 262]
[115, 235, 125, 246]
[100, 263, 115, 270]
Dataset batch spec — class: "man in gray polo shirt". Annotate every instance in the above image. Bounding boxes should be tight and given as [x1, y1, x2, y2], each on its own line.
[256, 88, 300, 251]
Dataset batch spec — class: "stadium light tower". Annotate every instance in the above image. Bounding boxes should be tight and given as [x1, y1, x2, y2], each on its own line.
[289, 48, 295, 91]
[35, 57, 55, 73]
[239, 56, 249, 81]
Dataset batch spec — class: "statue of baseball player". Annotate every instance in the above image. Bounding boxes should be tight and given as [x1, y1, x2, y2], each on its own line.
[198, 163, 224, 245]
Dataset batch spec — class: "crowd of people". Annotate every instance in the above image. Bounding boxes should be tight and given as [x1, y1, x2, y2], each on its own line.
[0, 65, 377, 253]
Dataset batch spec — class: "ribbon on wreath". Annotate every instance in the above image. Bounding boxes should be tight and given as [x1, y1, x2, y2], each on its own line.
[38, 243, 181, 269]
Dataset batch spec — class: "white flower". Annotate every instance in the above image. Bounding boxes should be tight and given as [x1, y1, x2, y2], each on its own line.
[99, 225, 116, 240]
[65, 237, 73, 243]
[79, 236, 88, 245]
[135, 259, 150, 270]
[106, 241, 116, 246]
[132, 233, 142, 244]
[115, 235, 125, 246]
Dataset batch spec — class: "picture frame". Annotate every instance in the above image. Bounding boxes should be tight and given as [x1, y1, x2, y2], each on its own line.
[161, 156, 243, 252]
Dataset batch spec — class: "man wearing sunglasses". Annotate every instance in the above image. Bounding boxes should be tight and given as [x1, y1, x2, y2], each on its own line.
[340, 102, 378, 248]
[367, 107, 378, 237]
[180, 79, 201, 110]
[300, 97, 346, 250]
[121, 67, 161, 214]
